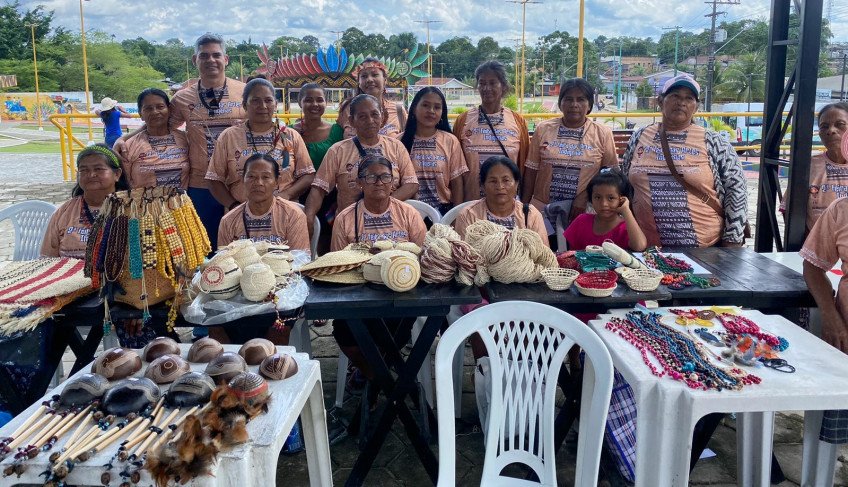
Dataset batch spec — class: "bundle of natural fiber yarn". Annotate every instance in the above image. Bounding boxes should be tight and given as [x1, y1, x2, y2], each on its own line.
[362, 250, 421, 292]
[240, 263, 276, 301]
[464, 220, 557, 284]
[419, 224, 481, 286]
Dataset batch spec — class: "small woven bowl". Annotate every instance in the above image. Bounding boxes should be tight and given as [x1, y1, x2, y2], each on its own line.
[575, 270, 619, 297]
[541, 268, 579, 291]
[622, 268, 664, 292]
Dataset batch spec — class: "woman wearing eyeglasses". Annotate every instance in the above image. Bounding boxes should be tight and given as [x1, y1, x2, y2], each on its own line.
[206, 77, 315, 211]
[330, 156, 426, 393]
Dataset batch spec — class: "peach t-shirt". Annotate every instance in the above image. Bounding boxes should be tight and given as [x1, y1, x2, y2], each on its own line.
[453, 198, 548, 244]
[526, 118, 618, 217]
[337, 98, 405, 139]
[801, 197, 848, 322]
[782, 153, 848, 231]
[331, 197, 426, 251]
[123, 128, 190, 189]
[206, 124, 314, 202]
[454, 107, 529, 196]
[169, 79, 246, 188]
[627, 124, 721, 247]
[41, 197, 98, 259]
[217, 197, 310, 251]
[403, 130, 468, 207]
[312, 135, 418, 212]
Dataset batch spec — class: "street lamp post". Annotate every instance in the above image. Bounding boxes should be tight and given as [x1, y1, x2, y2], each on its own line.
[508, 0, 541, 114]
[841, 53, 847, 102]
[239, 54, 244, 81]
[79, 0, 93, 142]
[414, 20, 442, 86]
[25, 22, 43, 130]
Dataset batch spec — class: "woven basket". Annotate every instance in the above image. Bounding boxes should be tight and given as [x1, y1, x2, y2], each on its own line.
[541, 268, 579, 291]
[199, 256, 242, 300]
[240, 263, 276, 302]
[116, 258, 175, 309]
[621, 268, 664, 292]
[575, 270, 618, 297]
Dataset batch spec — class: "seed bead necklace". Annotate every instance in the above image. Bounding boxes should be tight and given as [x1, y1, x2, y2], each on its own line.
[718, 313, 789, 351]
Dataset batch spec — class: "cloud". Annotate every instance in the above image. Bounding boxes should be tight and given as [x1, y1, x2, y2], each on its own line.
[21, 0, 848, 49]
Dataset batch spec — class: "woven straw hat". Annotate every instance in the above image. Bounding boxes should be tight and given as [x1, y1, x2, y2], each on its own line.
[310, 269, 367, 284]
[240, 263, 276, 301]
[200, 256, 242, 300]
[299, 250, 371, 277]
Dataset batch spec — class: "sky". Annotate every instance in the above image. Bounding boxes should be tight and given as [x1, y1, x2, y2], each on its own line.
[23, 0, 848, 50]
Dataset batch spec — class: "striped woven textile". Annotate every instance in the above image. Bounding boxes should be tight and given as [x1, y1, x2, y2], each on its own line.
[0, 258, 93, 335]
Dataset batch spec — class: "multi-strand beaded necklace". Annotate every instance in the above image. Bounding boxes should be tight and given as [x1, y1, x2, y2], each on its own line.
[84, 187, 211, 332]
[642, 246, 721, 289]
[605, 311, 760, 391]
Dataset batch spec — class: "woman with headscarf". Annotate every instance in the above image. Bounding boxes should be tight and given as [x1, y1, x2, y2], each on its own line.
[336, 58, 408, 138]
[453, 61, 530, 199]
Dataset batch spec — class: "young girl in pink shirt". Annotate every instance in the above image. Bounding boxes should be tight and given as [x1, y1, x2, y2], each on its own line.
[563, 167, 648, 251]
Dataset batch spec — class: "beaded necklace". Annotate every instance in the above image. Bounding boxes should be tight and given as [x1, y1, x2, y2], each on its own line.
[718, 313, 789, 351]
[575, 251, 617, 272]
[80, 199, 97, 226]
[605, 311, 760, 391]
[197, 80, 227, 117]
[642, 246, 721, 289]
[246, 121, 282, 156]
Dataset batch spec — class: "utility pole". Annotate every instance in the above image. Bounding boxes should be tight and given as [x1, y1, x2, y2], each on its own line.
[841, 53, 846, 101]
[540, 45, 546, 101]
[239, 54, 244, 81]
[705, 0, 739, 111]
[25, 22, 43, 130]
[437, 62, 446, 81]
[508, 0, 542, 114]
[663, 26, 682, 76]
[329, 30, 344, 50]
[576, 0, 585, 77]
[511, 37, 522, 105]
[414, 19, 442, 85]
[617, 41, 623, 109]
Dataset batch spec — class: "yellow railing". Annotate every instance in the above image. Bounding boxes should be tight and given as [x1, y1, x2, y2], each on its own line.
[49, 111, 821, 181]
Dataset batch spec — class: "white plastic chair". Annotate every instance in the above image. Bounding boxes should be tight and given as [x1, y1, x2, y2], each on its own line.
[289, 203, 321, 356]
[404, 199, 441, 225]
[0, 200, 56, 261]
[434, 301, 614, 486]
[440, 199, 476, 417]
[0, 201, 63, 385]
[440, 200, 474, 227]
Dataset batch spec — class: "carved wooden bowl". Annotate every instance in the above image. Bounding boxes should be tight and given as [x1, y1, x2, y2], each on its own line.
[204, 352, 248, 384]
[165, 372, 215, 408]
[227, 372, 269, 408]
[259, 353, 298, 381]
[59, 373, 109, 407]
[188, 337, 225, 363]
[144, 354, 191, 384]
[142, 337, 181, 362]
[238, 338, 276, 365]
[91, 347, 142, 380]
[102, 377, 161, 416]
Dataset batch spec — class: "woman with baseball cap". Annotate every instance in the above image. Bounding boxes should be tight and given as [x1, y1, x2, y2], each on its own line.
[95, 97, 131, 149]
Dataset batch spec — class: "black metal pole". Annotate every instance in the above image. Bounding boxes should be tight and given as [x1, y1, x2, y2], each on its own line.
[841, 53, 846, 102]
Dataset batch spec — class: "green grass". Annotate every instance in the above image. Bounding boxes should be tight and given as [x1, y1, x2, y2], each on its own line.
[14, 124, 104, 136]
[0, 141, 62, 153]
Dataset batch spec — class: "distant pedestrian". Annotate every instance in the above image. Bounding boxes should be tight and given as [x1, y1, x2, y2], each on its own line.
[95, 97, 130, 149]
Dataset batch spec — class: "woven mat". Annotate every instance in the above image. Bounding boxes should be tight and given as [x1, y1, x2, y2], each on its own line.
[0, 258, 91, 305]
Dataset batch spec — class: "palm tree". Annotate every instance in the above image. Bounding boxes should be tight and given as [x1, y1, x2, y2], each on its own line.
[715, 53, 766, 103]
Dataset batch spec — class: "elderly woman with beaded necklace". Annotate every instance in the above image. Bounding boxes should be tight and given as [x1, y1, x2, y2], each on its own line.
[207, 78, 315, 211]
[40, 145, 161, 347]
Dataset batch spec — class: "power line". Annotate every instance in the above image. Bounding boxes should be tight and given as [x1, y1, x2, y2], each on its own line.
[705, 0, 741, 110]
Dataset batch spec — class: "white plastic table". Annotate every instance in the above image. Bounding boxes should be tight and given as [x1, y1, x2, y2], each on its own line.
[588, 307, 848, 487]
[0, 344, 332, 487]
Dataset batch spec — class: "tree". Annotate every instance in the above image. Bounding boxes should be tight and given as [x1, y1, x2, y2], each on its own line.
[635, 79, 654, 98]
[434, 37, 477, 80]
[715, 53, 766, 102]
[0, 1, 53, 61]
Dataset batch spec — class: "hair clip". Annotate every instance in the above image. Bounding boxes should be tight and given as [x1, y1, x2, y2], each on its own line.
[759, 358, 795, 373]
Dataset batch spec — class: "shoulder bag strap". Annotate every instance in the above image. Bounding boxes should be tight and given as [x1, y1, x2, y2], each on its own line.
[352, 136, 368, 158]
[658, 125, 724, 218]
[522, 202, 530, 226]
[354, 200, 360, 243]
[480, 107, 509, 158]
